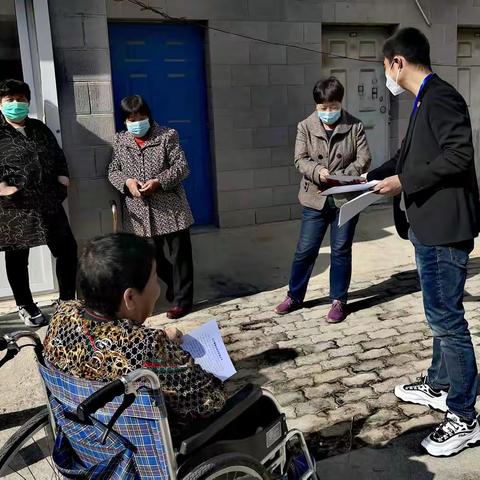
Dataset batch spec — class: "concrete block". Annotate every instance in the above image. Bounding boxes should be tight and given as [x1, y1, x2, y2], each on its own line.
[251, 86, 287, 106]
[254, 166, 290, 187]
[215, 147, 271, 171]
[304, 23, 322, 43]
[213, 109, 235, 129]
[217, 170, 254, 192]
[88, 83, 113, 114]
[231, 65, 269, 86]
[215, 127, 253, 149]
[211, 87, 251, 108]
[269, 65, 305, 85]
[247, 0, 285, 20]
[288, 125, 297, 145]
[49, 0, 106, 16]
[283, 0, 324, 21]
[273, 184, 299, 204]
[304, 64, 324, 85]
[219, 209, 255, 228]
[270, 103, 305, 126]
[289, 165, 301, 184]
[267, 22, 304, 43]
[255, 205, 290, 224]
[83, 16, 109, 49]
[458, 7, 480, 25]
[70, 114, 116, 146]
[209, 33, 251, 64]
[106, 0, 167, 19]
[51, 16, 84, 49]
[165, 0, 249, 20]
[208, 65, 232, 87]
[271, 146, 294, 166]
[73, 83, 90, 114]
[287, 85, 313, 105]
[63, 50, 112, 82]
[211, 21, 268, 41]
[287, 43, 323, 65]
[252, 126, 289, 148]
[234, 108, 270, 128]
[290, 204, 302, 219]
[70, 208, 102, 240]
[94, 146, 113, 177]
[64, 147, 96, 179]
[250, 44, 287, 64]
[218, 187, 273, 211]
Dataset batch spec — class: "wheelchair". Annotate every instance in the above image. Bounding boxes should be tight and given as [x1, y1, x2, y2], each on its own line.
[0, 330, 318, 479]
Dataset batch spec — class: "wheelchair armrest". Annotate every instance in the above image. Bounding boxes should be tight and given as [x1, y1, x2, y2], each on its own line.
[179, 383, 263, 456]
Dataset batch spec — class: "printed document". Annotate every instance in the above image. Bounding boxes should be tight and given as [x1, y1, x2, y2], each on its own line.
[182, 320, 236, 382]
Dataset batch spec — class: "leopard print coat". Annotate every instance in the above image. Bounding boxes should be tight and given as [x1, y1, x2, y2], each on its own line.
[108, 123, 194, 237]
[43, 301, 226, 435]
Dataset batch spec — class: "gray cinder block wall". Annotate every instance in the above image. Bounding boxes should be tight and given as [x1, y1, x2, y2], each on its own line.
[49, 0, 477, 240]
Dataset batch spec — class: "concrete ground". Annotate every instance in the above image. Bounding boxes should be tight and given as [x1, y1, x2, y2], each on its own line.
[2, 204, 480, 478]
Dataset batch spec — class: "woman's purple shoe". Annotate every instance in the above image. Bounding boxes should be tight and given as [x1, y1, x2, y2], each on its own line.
[327, 300, 347, 323]
[275, 296, 302, 315]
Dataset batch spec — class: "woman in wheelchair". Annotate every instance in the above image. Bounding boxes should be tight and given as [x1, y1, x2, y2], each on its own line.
[34, 233, 317, 479]
[43, 233, 226, 439]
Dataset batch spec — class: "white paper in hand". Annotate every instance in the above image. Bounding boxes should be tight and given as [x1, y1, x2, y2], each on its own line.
[181, 320, 236, 382]
[321, 180, 379, 196]
[338, 190, 381, 227]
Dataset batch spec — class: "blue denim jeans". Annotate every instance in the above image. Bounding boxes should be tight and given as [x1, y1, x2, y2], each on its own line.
[288, 199, 359, 304]
[409, 229, 478, 421]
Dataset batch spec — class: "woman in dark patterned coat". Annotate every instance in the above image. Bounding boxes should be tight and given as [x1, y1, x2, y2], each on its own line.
[108, 95, 194, 320]
[0, 79, 77, 327]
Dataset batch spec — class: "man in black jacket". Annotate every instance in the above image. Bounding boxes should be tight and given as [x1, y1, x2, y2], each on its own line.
[368, 28, 480, 457]
[0, 79, 77, 327]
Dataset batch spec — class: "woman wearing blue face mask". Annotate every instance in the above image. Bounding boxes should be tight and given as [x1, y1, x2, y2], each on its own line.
[0, 79, 78, 327]
[108, 95, 194, 319]
[275, 77, 372, 323]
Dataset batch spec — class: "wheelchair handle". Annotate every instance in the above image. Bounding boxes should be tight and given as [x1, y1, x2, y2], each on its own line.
[77, 379, 125, 422]
[76, 369, 160, 422]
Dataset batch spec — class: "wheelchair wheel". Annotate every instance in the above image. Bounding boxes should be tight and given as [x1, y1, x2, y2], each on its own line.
[182, 452, 270, 480]
[0, 408, 59, 479]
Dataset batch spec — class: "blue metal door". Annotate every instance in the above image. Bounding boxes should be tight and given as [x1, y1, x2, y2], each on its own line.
[108, 22, 215, 226]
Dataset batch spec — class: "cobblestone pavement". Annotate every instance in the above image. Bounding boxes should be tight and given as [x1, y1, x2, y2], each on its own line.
[149, 255, 480, 458]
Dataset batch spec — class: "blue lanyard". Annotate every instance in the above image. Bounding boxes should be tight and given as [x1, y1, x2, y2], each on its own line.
[412, 73, 434, 116]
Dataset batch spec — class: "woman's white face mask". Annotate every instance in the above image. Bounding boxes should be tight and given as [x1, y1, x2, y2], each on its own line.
[386, 62, 406, 96]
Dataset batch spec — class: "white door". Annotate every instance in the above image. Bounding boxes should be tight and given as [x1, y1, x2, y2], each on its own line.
[322, 26, 390, 169]
[457, 29, 480, 187]
[0, 0, 57, 300]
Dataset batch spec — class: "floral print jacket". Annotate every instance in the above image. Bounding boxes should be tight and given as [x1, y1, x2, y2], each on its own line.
[108, 123, 194, 237]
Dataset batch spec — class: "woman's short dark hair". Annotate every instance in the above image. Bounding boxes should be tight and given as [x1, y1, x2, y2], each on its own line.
[0, 79, 31, 102]
[79, 233, 156, 318]
[313, 77, 344, 104]
[120, 95, 153, 124]
[383, 27, 432, 70]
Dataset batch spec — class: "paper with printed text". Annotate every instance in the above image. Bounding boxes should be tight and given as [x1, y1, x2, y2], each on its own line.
[182, 320, 236, 382]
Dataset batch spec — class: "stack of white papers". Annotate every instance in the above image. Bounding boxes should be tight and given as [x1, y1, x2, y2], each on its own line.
[321, 180, 381, 227]
[181, 320, 236, 382]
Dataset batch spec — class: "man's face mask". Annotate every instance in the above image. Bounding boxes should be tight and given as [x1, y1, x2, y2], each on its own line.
[385, 61, 406, 96]
[1, 100, 29, 122]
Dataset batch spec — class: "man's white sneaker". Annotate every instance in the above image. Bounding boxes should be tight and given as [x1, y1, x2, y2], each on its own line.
[394, 376, 448, 412]
[422, 411, 480, 457]
[18, 304, 48, 328]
